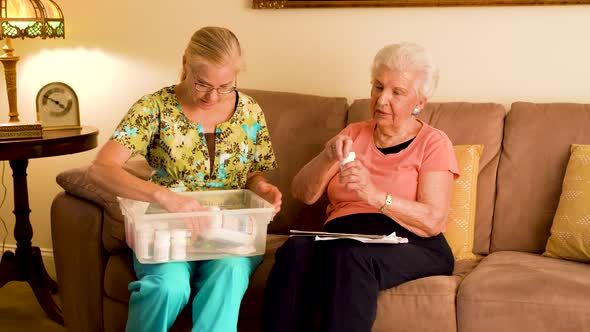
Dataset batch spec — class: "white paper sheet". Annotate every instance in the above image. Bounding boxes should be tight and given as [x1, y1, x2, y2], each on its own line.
[313, 231, 408, 244]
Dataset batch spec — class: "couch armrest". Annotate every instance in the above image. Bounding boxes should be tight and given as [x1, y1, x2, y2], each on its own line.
[51, 160, 152, 331]
[55, 160, 153, 252]
[51, 192, 107, 332]
[55, 166, 123, 220]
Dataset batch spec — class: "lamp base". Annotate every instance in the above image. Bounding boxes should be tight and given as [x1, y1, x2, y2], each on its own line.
[0, 122, 43, 140]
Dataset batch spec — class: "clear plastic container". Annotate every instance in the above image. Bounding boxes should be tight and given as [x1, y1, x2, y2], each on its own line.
[120, 189, 274, 264]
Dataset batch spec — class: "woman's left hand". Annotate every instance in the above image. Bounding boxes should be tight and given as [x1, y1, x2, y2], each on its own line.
[339, 159, 379, 206]
[253, 181, 282, 214]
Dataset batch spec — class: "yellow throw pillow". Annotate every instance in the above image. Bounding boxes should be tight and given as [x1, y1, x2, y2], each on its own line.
[543, 144, 590, 263]
[444, 145, 484, 260]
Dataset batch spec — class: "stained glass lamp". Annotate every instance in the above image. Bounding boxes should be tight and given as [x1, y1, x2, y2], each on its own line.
[0, 0, 64, 123]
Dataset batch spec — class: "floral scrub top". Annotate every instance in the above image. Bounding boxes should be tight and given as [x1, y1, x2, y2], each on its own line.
[110, 86, 277, 191]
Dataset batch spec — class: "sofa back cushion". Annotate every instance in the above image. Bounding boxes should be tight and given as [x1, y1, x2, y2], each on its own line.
[241, 89, 349, 234]
[492, 102, 590, 253]
[348, 101, 505, 255]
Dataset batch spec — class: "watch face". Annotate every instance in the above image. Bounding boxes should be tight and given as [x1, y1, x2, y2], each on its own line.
[36, 82, 81, 130]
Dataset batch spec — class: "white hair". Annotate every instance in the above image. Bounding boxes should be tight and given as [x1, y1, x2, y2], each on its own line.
[371, 42, 439, 99]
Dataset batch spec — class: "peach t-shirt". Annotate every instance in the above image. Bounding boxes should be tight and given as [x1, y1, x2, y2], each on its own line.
[325, 119, 459, 225]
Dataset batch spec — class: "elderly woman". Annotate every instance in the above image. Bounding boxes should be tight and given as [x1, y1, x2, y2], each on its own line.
[264, 42, 458, 332]
[89, 26, 281, 332]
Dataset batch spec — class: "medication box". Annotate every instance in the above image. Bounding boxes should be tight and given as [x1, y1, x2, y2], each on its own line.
[119, 189, 274, 264]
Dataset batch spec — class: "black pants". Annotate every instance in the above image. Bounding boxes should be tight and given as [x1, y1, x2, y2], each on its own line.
[264, 213, 454, 332]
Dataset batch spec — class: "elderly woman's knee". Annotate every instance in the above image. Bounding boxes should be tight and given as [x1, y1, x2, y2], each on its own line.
[320, 243, 370, 271]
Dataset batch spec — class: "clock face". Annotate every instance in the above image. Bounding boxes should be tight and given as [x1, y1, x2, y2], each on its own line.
[41, 87, 74, 116]
[36, 82, 81, 130]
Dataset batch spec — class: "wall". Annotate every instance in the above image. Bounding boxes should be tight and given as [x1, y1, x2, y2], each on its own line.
[1, 0, 589, 251]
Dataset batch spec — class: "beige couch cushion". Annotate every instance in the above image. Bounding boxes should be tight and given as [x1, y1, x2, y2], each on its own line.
[457, 251, 590, 332]
[348, 101, 505, 255]
[493, 103, 590, 253]
[372, 259, 479, 332]
[241, 89, 349, 234]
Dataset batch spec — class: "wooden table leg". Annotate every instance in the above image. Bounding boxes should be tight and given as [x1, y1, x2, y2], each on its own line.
[26, 247, 63, 324]
[0, 251, 17, 287]
[0, 159, 64, 325]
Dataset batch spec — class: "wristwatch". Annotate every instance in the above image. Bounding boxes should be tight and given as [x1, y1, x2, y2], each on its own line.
[379, 193, 392, 213]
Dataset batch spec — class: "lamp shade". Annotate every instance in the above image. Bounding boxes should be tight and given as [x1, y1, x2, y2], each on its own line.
[0, 0, 64, 123]
[0, 0, 64, 40]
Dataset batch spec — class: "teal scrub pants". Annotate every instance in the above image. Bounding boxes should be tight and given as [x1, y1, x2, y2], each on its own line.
[126, 254, 263, 332]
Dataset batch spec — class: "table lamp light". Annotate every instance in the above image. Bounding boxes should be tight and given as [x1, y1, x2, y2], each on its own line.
[0, 0, 64, 139]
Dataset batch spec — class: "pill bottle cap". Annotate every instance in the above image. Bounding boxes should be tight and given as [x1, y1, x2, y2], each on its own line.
[343, 151, 356, 163]
[340, 151, 356, 168]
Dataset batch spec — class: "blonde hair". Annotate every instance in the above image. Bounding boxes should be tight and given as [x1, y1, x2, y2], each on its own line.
[181, 26, 243, 81]
[371, 42, 439, 99]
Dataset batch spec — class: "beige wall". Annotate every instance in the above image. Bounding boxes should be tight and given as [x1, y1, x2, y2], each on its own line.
[1, 0, 590, 250]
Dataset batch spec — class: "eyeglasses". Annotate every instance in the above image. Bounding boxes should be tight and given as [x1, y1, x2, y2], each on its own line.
[193, 81, 237, 95]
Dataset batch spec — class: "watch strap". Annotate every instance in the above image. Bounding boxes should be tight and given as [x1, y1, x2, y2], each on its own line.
[379, 193, 392, 213]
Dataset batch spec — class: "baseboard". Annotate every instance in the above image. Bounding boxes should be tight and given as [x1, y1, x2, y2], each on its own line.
[1, 244, 57, 280]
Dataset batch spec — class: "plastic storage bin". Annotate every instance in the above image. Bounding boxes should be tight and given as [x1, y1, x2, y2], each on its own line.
[119, 189, 274, 264]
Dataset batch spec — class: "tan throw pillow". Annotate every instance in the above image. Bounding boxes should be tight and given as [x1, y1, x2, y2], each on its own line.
[543, 144, 590, 263]
[444, 145, 484, 260]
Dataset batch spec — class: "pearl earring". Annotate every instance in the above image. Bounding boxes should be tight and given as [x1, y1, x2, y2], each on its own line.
[412, 107, 421, 115]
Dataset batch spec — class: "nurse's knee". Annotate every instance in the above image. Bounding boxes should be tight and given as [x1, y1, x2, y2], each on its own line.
[212, 256, 260, 279]
[142, 274, 191, 302]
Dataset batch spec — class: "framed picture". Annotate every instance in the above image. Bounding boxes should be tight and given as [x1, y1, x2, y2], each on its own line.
[253, 0, 590, 7]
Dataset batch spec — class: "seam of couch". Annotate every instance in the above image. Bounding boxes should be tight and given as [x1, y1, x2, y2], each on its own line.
[381, 289, 457, 298]
[485, 114, 506, 255]
[104, 292, 128, 305]
[458, 297, 590, 307]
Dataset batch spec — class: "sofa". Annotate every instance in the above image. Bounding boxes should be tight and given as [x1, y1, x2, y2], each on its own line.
[51, 88, 590, 332]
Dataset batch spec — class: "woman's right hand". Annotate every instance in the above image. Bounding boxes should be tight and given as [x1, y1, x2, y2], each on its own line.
[154, 189, 204, 213]
[154, 189, 211, 241]
[324, 134, 353, 162]
[292, 134, 353, 205]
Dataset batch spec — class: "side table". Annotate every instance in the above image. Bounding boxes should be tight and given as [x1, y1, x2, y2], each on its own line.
[0, 126, 99, 325]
